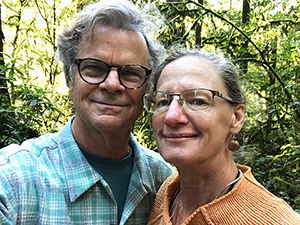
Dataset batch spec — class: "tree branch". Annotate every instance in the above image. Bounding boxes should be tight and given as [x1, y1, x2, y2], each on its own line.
[188, 0, 297, 116]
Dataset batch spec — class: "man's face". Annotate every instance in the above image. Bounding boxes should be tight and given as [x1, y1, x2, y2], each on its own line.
[70, 26, 149, 135]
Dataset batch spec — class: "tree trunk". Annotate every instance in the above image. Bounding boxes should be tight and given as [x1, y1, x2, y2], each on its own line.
[242, 0, 250, 24]
[0, 3, 10, 99]
[195, 0, 203, 46]
[241, 0, 251, 73]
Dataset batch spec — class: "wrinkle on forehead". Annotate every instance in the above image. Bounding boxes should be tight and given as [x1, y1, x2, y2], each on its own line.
[157, 56, 224, 92]
[78, 25, 149, 66]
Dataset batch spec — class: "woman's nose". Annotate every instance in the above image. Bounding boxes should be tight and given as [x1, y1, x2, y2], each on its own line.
[163, 98, 189, 126]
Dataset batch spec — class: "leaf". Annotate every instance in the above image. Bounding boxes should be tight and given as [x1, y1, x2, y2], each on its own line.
[31, 99, 37, 106]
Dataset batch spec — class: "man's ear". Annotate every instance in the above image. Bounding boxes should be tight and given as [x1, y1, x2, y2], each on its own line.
[230, 103, 245, 134]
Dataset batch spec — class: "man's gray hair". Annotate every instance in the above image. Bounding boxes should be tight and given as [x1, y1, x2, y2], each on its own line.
[57, 0, 165, 90]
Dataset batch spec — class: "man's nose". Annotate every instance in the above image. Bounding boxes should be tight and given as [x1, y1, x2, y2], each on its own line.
[99, 68, 125, 92]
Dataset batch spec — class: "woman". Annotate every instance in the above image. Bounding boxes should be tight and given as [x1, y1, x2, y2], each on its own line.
[144, 49, 300, 224]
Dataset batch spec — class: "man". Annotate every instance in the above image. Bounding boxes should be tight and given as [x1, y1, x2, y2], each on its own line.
[0, 0, 174, 224]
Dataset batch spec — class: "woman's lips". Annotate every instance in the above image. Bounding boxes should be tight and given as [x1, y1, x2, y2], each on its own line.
[163, 133, 197, 139]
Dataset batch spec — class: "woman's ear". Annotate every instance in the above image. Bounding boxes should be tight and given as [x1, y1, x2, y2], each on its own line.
[230, 103, 245, 134]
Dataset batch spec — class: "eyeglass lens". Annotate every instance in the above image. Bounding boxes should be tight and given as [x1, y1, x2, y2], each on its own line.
[144, 89, 214, 113]
[77, 59, 148, 89]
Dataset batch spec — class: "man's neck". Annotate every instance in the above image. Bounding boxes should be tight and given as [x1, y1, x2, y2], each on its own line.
[71, 117, 131, 159]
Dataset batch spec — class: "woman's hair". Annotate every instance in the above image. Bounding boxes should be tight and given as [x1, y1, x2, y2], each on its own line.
[57, 0, 165, 89]
[153, 49, 245, 104]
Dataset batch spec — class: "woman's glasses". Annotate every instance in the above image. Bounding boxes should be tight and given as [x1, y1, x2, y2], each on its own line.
[143, 88, 236, 113]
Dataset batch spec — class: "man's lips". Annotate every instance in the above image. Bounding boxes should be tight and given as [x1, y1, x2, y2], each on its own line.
[92, 100, 127, 107]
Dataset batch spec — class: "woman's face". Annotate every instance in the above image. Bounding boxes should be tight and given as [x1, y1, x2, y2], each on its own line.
[152, 56, 244, 168]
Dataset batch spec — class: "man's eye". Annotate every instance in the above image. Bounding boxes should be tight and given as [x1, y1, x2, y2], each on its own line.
[81, 65, 107, 77]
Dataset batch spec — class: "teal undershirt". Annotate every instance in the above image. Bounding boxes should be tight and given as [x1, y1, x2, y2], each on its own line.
[79, 145, 134, 224]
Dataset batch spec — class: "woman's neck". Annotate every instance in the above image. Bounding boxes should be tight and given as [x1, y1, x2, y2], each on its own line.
[172, 161, 238, 224]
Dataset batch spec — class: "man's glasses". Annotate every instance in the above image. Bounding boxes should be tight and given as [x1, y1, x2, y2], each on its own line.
[75, 58, 152, 89]
[143, 88, 236, 113]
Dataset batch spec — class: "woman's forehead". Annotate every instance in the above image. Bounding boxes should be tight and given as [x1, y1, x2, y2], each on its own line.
[156, 56, 224, 92]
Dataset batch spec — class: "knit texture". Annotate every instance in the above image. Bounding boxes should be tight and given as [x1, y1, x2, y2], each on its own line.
[147, 165, 300, 225]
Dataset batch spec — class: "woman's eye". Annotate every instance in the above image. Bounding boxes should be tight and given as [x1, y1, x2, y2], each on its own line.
[188, 98, 208, 105]
[192, 99, 205, 105]
[156, 99, 169, 108]
[186, 97, 210, 108]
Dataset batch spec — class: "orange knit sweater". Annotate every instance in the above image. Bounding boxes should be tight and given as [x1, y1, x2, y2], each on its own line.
[148, 165, 300, 225]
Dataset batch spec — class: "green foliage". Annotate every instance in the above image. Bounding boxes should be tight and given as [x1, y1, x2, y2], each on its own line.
[269, 144, 300, 209]
[0, 52, 71, 148]
[133, 109, 157, 151]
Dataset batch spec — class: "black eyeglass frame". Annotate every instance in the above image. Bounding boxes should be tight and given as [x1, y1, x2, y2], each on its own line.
[74, 58, 152, 89]
[143, 88, 237, 113]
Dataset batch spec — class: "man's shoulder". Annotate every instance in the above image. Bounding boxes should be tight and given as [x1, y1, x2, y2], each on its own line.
[130, 135, 175, 174]
[0, 132, 58, 166]
[0, 119, 74, 166]
[139, 146, 168, 165]
[130, 134, 166, 163]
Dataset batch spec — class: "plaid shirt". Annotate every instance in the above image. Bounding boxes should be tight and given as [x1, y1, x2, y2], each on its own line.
[0, 118, 174, 225]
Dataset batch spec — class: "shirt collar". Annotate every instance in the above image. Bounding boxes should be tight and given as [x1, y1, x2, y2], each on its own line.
[129, 133, 156, 192]
[58, 117, 102, 202]
[58, 118, 155, 202]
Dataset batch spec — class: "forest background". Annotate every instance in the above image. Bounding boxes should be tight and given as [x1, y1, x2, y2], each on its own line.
[0, 0, 299, 211]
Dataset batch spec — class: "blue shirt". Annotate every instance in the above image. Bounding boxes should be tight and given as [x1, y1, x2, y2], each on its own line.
[0, 118, 174, 225]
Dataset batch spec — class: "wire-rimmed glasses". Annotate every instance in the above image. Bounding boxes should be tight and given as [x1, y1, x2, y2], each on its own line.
[143, 88, 236, 113]
[75, 58, 152, 89]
